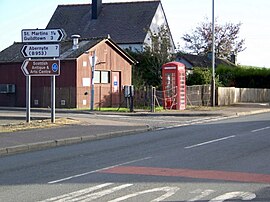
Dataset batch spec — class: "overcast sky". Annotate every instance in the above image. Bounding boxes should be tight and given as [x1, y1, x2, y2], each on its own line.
[1, 0, 269, 67]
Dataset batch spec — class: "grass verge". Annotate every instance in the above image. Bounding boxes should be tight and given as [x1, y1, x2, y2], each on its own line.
[0, 118, 79, 133]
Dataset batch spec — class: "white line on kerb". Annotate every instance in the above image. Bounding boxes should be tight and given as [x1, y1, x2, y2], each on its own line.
[48, 156, 152, 184]
[251, 126, 270, 133]
[185, 135, 236, 149]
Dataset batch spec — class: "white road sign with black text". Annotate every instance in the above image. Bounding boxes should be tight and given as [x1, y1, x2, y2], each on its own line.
[21, 44, 60, 58]
[22, 29, 65, 43]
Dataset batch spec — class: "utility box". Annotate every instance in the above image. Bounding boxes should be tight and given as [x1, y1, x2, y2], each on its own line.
[162, 61, 186, 110]
[123, 85, 134, 112]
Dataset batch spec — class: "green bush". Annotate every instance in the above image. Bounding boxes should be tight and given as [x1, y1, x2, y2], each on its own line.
[187, 68, 211, 85]
[216, 65, 270, 88]
[187, 67, 223, 87]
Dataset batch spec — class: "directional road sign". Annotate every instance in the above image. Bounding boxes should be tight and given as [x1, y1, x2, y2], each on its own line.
[21, 44, 60, 58]
[22, 29, 66, 43]
[21, 59, 60, 76]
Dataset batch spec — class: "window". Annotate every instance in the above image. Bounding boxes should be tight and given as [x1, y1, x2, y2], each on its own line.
[94, 71, 110, 84]
[94, 71, 100, 83]
[101, 71, 110, 83]
[0, 84, 15, 93]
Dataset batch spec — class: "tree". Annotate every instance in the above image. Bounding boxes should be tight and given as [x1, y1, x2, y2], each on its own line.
[182, 18, 245, 60]
[130, 26, 172, 88]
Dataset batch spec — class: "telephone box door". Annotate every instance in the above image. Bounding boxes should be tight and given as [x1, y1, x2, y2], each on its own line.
[163, 70, 176, 109]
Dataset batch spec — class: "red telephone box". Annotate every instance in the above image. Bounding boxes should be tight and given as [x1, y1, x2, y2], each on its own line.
[162, 61, 186, 110]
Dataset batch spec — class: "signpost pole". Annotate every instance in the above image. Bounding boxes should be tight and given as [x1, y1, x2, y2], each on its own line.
[51, 75, 56, 123]
[26, 75, 31, 123]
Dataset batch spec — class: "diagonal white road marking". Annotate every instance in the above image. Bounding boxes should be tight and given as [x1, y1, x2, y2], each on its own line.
[39, 183, 113, 202]
[108, 186, 179, 202]
[188, 189, 215, 201]
[185, 135, 236, 149]
[48, 157, 151, 184]
[251, 126, 270, 133]
[209, 191, 256, 202]
[71, 184, 133, 202]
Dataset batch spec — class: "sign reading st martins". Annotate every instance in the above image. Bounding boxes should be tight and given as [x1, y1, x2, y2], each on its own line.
[22, 29, 65, 43]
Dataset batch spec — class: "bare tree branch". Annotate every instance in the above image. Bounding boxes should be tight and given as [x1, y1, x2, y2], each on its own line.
[181, 19, 246, 59]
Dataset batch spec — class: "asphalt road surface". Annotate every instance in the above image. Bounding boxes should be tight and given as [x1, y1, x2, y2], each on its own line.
[1, 112, 270, 201]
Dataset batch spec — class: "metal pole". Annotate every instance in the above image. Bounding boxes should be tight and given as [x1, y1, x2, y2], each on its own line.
[51, 75, 56, 123]
[151, 86, 156, 112]
[26, 75, 31, 123]
[211, 0, 216, 107]
[90, 51, 96, 111]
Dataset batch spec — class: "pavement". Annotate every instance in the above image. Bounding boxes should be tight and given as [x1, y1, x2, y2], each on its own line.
[0, 103, 270, 157]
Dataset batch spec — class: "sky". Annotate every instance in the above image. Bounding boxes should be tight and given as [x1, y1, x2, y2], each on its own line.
[0, 0, 269, 67]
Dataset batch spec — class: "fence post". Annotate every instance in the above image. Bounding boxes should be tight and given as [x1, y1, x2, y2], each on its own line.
[151, 86, 156, 112]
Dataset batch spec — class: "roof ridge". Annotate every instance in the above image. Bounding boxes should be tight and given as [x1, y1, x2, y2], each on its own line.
[104, 0, 160, 4]
[61, 37, 107, 42]
[58, 4, 90, 7]
[57, 0, 160, 7]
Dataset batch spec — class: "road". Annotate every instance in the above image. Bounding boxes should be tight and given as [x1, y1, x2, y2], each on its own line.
[1, 112, 270, 201]
[0, 108, 226, 129]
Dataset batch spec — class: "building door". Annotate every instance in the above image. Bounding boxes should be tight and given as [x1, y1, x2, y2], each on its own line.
[111, 71, 121, 107]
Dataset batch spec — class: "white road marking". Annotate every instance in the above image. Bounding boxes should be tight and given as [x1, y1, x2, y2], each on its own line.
[184, 135, 236, 149]
[251, 126, 270, 133]
[97, 115, 130, 118]
[156, 116, 235, 131]
[209, 191, 256, 202]
[70, 184, 133, 202]
[40, 183, 257, 202]
[48, 156, 151, 184]
[39, 183, 113, 202]
[108, 186, 180, 202]
[188, 189, 215, 201]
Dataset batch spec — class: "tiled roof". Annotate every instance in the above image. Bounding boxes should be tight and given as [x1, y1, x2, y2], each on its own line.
[0, 43, 24, 63]
[177, 53, 236, 68]
[46, 1, 160, 44]
[0, 38, 136, 64]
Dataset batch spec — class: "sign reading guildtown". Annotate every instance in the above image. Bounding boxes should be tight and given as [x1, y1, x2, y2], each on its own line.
[21, 29, 65, 43]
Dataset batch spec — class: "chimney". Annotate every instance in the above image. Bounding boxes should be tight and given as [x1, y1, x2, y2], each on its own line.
[92, 0, 102, 19]
[71, 34, 81, 50]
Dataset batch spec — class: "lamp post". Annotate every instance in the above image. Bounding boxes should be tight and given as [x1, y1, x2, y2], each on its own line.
[211, 0, 216, 107]
[90, 51, 96, 111]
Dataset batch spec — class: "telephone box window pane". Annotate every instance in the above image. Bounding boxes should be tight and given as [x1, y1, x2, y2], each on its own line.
[94, 71, 100, 83]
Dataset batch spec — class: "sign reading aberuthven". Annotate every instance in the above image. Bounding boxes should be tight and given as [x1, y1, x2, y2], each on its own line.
[21, 44, 60, 58]
[21, 59, 60, 76]
[22, 29, 65, 43]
